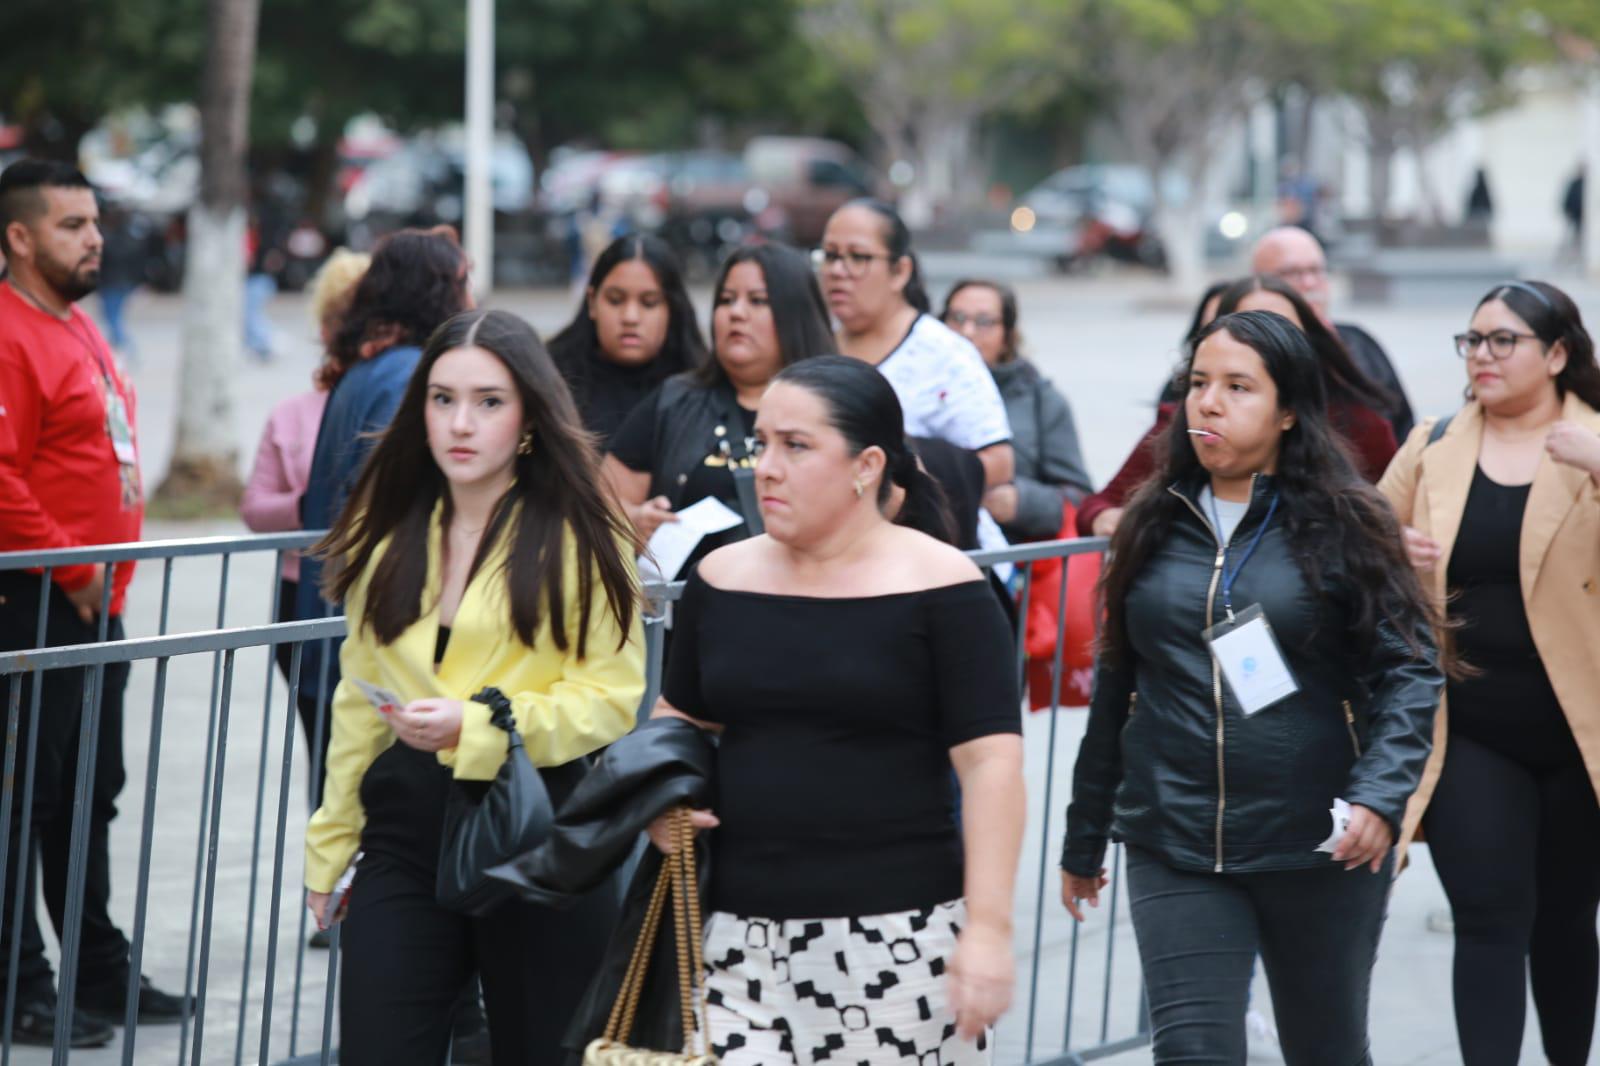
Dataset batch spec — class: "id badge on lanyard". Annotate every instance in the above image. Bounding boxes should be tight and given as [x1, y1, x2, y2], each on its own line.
[1200, 492, 1299, 716]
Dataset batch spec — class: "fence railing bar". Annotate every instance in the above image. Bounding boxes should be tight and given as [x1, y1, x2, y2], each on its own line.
[53, 662, 105, 1058]
[189, 649, 238, 1066]
[121, 655, 171, 1065]
[0, 532, 322, 571]
[258, 644, 305, 1066]
[179, 553, 232, 1066]
[1024, 566, 1074, 1062]
[0, 619, 349, 674]
[1099, 845, 1123, 1044]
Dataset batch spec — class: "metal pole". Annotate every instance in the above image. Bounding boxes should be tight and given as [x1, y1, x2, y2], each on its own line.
[464, 0, 495, 297]
[1583, 72, 1600, 280]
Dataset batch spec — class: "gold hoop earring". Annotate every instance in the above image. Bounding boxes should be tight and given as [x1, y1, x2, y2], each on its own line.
[517, 432, 533, 456]
[853, 478, 865, 499]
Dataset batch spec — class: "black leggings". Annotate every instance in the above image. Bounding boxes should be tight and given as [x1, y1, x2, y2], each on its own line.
[1424, 731, 1600, 1066]
[339, 853, 618, 1065]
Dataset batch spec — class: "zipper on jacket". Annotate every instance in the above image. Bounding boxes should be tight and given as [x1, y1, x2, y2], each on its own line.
[1342, 700, 1361, 757]
[1128, 692, 1138, 716]
[1168, 472, 1257, 873]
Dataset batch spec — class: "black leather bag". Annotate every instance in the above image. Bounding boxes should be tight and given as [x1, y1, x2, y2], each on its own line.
[436, 687, 556, 915]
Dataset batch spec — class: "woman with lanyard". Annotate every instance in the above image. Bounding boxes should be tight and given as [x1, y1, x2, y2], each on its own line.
[815, 200, 1015, 538]
[1075, 275, 1396, 538]
[603, 244, 833, 573]
[1380, 280, 1600, 1066]
[1061, 310, 1443, 1064]
[648, 355, 1024, 1062]
[304, 309, 646, 1064]
[548, 233, 708, 449]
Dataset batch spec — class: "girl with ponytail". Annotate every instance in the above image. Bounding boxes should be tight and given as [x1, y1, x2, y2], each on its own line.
[644, 354, 1027, 1061]
[814, 200, 1018, 501]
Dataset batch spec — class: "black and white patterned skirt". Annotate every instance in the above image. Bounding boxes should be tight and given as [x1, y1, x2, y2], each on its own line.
[703, 898, 990, 1065]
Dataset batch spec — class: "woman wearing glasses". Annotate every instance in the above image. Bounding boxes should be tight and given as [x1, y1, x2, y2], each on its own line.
[940, 278, 1091, 541]
[1379, 280, 1600, 1066]
[814, 201, 1016, 503]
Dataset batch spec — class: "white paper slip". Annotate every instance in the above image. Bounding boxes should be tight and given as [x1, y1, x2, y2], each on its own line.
[639, 496, 745, 581]
[351, 678, 403, 716]
[1315, 798, 1354, 854]
[1205, 605, 1299, 716]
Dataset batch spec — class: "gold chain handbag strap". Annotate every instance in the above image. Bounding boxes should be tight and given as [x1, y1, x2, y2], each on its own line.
[596, 808, 715, 1060]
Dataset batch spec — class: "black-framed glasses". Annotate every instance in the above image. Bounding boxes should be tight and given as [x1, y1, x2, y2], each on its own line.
[810, 247, 891, 278]
[1453, 329, 1541, 361]
[943, 311, 1002, 330]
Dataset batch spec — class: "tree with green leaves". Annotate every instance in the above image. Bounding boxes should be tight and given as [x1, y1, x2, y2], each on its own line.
[799, 0, 1076, 224]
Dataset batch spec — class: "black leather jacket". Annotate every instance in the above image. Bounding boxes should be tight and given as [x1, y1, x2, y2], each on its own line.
[1062, 473, 1443, 877]
[487, 717, 716, 1061]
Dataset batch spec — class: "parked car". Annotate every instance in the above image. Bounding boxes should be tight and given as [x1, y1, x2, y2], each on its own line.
[743, 136, 879, 247]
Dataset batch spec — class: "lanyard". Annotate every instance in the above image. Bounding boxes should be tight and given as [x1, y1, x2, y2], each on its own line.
[1209, 490, 1278, 619]
[9, 280, 116, 385]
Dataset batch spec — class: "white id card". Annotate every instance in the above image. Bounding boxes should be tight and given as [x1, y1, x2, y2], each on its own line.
[1202, 603, 1299, 716]
[350, 678, 403, 717]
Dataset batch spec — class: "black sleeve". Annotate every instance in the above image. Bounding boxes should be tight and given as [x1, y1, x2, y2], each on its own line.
[607, 385, 660, 470]
[1061, 654, 1135, 876]
[662, 568, 714, 722]
[928, 583, 1021, 747]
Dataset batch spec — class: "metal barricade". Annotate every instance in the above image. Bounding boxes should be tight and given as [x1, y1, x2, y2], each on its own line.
[0, 533, 1146, 1064]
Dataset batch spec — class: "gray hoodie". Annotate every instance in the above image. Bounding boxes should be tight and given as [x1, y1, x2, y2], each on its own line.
[988, 357, 1092, 540]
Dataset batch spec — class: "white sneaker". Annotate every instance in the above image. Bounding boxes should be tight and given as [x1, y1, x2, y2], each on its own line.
[1246, 1008, 1279, 1058]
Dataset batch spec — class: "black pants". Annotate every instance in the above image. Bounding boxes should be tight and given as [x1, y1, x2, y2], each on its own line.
[274, 578, 331, 810]
[1424, 731, 1600, 1066]
[339, 853, 618, 1065]
[1125, 846, 1392, 1065]
[0, 574, 130, 995]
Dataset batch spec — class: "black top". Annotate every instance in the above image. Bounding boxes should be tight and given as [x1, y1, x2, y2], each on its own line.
[434, 624, 452, 665]
[611, 392, 758, 576]
[663, 570, 1020, 919]
[1446, 467, 1574, 765]
[559, 355, 669, 449]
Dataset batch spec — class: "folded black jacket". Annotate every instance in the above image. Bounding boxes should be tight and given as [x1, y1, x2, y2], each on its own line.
[487, 716, 716, 1060]
[1062, 473, 1443, 877]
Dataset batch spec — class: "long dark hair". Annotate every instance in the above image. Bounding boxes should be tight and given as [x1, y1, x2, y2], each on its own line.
[771, 355, 956, 544]
[1216, 275, 1393, 412]
[1475, 280, 1600, 408]
[319, 310, 639, 657]
[1100, 310, 1434, 667]
[330, 226, 471, 373]
[940, 278, 1021, 361]
[548, 234, 707, 397]
[841, 198, 930, 313]
[1159, 279, 1237, 405]
[695, 243, 833, 389]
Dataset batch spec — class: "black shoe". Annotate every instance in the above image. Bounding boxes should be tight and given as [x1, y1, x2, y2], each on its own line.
[308, 927, 332, 949]
[11, 995, 115, 1048]
[77, 973, 192, 1025]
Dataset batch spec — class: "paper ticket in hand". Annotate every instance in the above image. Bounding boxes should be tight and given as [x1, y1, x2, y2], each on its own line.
[351, 678, 403, 716]
[1315, 798, 1353, 854]
[638, 496, 745, 582]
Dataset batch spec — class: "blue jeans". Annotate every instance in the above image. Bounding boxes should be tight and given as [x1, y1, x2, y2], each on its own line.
[98, 285, 135, 353]
[1126, 846, 1392, 1065]
[243, 272, 278, 358]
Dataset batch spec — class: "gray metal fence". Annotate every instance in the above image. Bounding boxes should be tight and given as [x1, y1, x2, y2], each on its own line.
[0, 533, 1145, 1064]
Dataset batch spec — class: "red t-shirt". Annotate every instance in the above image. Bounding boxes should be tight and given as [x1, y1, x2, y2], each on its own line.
[0, 284, 143, 615]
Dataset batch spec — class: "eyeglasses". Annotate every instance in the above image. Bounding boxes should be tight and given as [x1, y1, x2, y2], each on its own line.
[810, 247, 891, 278]
[1273, 264, 1327, 284]
[1453, 330, 1541, 361]
[944, 311, 1002, 331]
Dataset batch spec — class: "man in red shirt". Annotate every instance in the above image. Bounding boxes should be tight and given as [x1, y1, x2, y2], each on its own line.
[0, 160, 185, 1046]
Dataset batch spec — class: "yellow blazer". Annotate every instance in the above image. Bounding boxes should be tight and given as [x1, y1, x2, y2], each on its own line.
[1379, 391, 1600, 854]
[304, 515, 646, 893]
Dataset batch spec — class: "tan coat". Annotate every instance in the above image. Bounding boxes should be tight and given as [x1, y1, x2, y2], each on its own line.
[1378, 391, 1600, 853]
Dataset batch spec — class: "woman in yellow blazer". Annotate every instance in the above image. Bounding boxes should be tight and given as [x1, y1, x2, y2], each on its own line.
[1379, 280, 1600, 1066]
[303, 309, 645, 1066]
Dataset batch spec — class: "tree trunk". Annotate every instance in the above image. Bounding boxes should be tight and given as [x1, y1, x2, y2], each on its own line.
[1152, 197, 1207, 297]
[154, 0, 261, 513]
